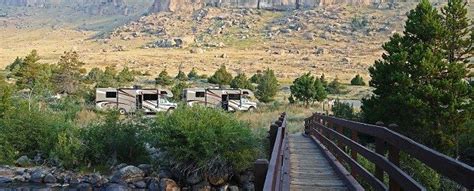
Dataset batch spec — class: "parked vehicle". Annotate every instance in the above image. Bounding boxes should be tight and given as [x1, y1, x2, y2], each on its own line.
[183, 88, 257, 112]
[96, 87, 177, 114]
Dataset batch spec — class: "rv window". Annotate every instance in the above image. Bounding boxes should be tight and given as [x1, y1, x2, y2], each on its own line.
[229, 94, 241, 100]
[144, 94, 158, 100]
[106, 92, 117, 98]
[160, 91, 168, 95]
[196, 92, 205, 98]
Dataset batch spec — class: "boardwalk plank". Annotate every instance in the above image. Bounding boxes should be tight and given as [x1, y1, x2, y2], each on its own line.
[289, 133, 348, 191]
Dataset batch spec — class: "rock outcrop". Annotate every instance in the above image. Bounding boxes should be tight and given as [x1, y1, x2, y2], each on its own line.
[0, 0, 132, 15]
[149, 0, 379, 12]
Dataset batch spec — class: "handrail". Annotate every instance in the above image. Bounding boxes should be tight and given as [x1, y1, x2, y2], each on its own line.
[263, 113, 289, 191]
[305, 113, 474, 190]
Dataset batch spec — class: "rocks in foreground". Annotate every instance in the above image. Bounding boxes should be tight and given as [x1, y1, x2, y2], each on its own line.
[0, 164, 253, 191]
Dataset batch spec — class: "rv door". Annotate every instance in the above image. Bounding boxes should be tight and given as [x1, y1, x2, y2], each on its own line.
[136, 95, 143, 110]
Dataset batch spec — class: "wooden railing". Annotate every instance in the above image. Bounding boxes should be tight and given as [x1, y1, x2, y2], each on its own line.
[254, 113, 290, 191]
[305, 113, 474, 191]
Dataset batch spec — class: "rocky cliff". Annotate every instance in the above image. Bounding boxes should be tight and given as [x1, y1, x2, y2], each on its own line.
[149, 0, 385, 12]
[0, 0, 133, 15]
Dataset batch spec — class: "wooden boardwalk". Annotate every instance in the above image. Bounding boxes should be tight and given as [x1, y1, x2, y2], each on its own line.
[288, 133, 348, 191]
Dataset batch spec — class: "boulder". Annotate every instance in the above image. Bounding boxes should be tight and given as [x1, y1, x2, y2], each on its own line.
[111, 165, 145, 183]
[134, 180, 147, 188]
[15, 155, 31, 167]
[190, 48, 204, 54]
[43, 173, 57, 183]
[106, 183, 128, 191]
[147, 178, 160, 191]
[192, 181, 210, 191]
[228, 186, 239, 191]
[160, 178, 180, 191]
[0, 177, 12, 184]
[185, 172, 202, 185]
[76, 183, 93, 191]
[30, 169, 47, 183]
[207, 175, 228, 186]
[138, 164, 153, 176]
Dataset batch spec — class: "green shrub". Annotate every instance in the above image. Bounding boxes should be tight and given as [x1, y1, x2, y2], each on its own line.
[255, 69, 279, 103]
[250, 71, 263, 84]
[187, 67, 199, 79]
[171, 81, 189, 101]
[80, 112, 149, 166]
[175, 70, 188, 81]
[155, 69, 173, 86]
[230, 73, 254, 90]
[290, 72, 327, 106]
[327, 77, 345, 94]
[208, 65, 233, 86]
[350, 74, 366, 86]
[150, 106, 259, 179]
[332, 100, 355, 120]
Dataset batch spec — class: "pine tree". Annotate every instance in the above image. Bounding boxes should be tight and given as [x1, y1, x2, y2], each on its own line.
[117, 67, 135, 86]
[208, 65, 233, 86]
[155, 69, 173, 86]
[250, 70, 264, 84]
[362, 0, 472, 155]
[230, 73, 254, 90]
[13, 50, 53, 94]
[290, 73, 327, 106]
[255, 69, 279, 103]
[187, 67, 199, 79]
[441, 0, 473, 64]
[350, 74, 366, 86]
[175, 70, 188, 81]
[51, 51, 86, 94]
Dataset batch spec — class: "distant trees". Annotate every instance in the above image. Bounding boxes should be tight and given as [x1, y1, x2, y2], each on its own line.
[350, 74, 366, 86]
[155, 69, 173, 86]
[171, 81, 189, 101]
[250, 70, 264, 84]
[255, 69, 279, 103]
[290, 73, 327, 106]
[362, 0, 473, 159]
[8, 50, 54, 95]
[230, 73, 254, 90]
[208, 65, 232, 86]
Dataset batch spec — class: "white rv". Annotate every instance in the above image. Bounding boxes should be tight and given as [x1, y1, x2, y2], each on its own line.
[96, 87, 177, 114]
[183, 88, 257, 112]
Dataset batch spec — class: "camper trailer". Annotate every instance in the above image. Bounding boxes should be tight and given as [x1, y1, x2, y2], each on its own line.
[96, 87, 177, 114]
[183, 88, 257, 112]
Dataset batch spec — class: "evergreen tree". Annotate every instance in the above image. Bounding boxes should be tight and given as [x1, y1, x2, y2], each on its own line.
[250, 70, 264, 84]
[320, 73, 328, 88]
[327, 77, 345, 94]
[230, 73, 254, 90]
[155, 69, 173, 86]
[255, 69, 279, 103]
[362, 0, 472, 155]
[51, 51, 85, 94]
[116, 67, 135, 86]
[441, 0, 473, 64]
[5, 57, 24, 76]
[290, 73, 327, 106]
[84, 67, 103, 84]
[332, 100, 355, 120]
[208, 65, 233, 86]
[97, 67, 118, 88]
[350, 74, 366, 86]
[187, 67, 199, 79]
[171, 81, 189, 101]
[175, 70, 188, 81]
[12, 50, 53, 95]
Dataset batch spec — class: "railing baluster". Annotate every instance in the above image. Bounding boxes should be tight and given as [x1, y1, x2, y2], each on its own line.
[375, 121, 386, 183]
[350, 129, 358, 177]
[388, 124, 401, 191]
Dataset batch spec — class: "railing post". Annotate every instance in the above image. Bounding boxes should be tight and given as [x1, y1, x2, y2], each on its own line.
[254, 159, 269, 191]
[269, 124, 279, 158]
[375, 121, 386, 182]
[350, 129, 358, 177]
[388, 123, 400, 191]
